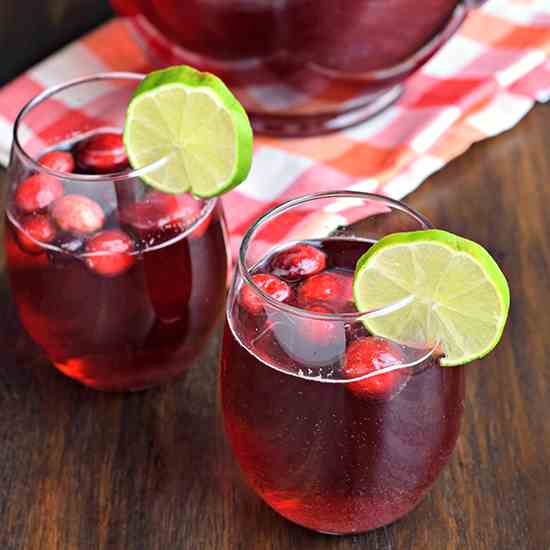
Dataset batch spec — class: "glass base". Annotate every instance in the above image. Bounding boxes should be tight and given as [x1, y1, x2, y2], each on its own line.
[249, 84, 403, 137]
[289, 495, 423, 536]
[53, 359, 189, 392]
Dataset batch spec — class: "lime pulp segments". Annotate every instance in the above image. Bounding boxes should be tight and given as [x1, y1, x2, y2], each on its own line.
[353, 230, 510, 366]
[124, 65, 253, 197]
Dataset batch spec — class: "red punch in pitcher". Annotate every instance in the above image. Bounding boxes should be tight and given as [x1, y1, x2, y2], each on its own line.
[112, 0, 487, 135]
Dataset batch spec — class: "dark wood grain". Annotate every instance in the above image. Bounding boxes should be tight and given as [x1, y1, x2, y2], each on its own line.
[0, 0, 112, 84]
[1, 105, 549, 549]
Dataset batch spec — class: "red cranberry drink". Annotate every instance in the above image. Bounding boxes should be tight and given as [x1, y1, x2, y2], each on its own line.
[5, 68, 253, 391]
[6, 132, 226, 390]
[222, 238, 462, 533]
[221, 192, 509, 533]
[112, 0, 486, 135]
[113, 0, 460, 70]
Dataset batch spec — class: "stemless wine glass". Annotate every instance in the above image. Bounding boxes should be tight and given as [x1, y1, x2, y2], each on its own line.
[221, 192, 465, 534]
[112, 0, 487, 135]
[4, 73, 228, 391]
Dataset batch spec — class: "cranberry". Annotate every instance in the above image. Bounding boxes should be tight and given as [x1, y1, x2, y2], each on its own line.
[343, 337, 409, 399]
[296, 304, 339, 345]
[189, 211, 212, 240]
[121, 191, 203, 233]
[17, 214, 56, 254]
[85, 229, 135, 277]
[297, 270, 353, 310]
[240, 273, 291, 315]
[75, 132, 128, 173]
[171, 194, 204, 229]
[51, 195, 105, 234]
[15, 174, 64, 213]
[39, 151, 75, 173]
[270, 243, 327, 281]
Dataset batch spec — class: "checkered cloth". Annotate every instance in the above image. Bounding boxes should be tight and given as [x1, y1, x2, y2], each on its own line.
[0, 0, 549, 256]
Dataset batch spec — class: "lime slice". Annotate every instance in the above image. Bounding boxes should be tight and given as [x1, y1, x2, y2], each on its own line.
[353, 230, 510, 366]
[124, 65, 253, 197]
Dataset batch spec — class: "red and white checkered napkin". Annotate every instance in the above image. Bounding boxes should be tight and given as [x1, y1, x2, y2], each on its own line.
[0, 0, 549, 256]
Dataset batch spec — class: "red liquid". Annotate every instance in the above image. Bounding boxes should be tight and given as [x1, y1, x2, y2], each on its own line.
[5, 133, 228, 391]
[113, 0, 465, 133]
[221, 239, 465, 533]
[114, 0, 460, 70]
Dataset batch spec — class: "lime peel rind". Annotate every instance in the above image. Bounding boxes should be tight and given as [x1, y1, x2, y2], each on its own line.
[124, 65, 253, 198]
[353, 229, 510, 367]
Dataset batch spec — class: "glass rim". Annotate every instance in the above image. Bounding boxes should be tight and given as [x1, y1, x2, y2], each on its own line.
[11, 71, 173, 184]
[10, 72, 218, 253]
[237, 190, 433, 322]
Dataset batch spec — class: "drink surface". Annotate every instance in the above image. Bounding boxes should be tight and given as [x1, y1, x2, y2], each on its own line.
[6, 131, 228, 391]
[221, 238, 465, 533]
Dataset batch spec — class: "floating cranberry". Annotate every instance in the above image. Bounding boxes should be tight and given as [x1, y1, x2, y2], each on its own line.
[15, 174, 64, 214]
[75, 132, 128, 173]
[39, 151, 75, 173]
[189, 211, 212, 240]
[51, 194, 105, 234]
[296, 304, 339, 346]
[240, 273, 291, 315]
[171, 194, 204, 230]
[17, 214, 56, 254]
[85, 229, 135, 277]
[121, 191, 203, 233]
[270, 243, 327, 281]
[297, 270, 353, 310]
[343, 337, 409, 399]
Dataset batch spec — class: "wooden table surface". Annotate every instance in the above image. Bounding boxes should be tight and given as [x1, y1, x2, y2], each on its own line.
[1, 104, 549, 549]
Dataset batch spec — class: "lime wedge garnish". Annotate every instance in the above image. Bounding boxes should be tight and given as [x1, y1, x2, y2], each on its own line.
[124, 65, 253, 197]
[353, 230, 510, 366]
